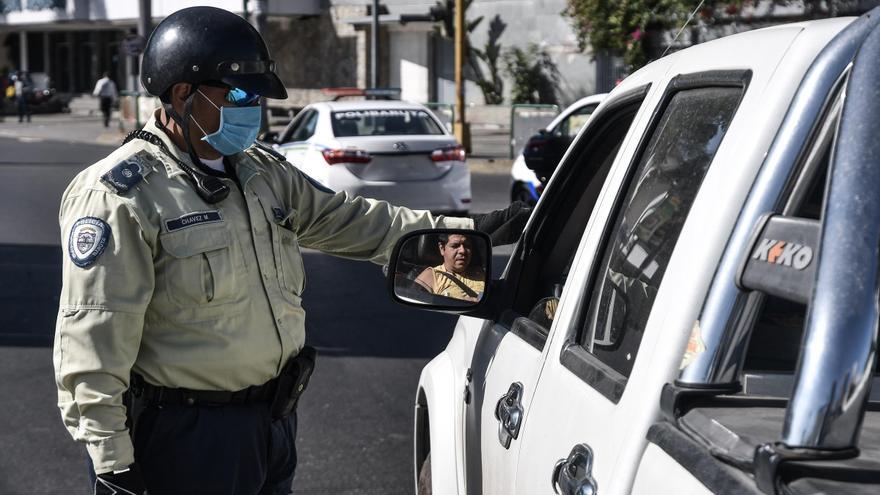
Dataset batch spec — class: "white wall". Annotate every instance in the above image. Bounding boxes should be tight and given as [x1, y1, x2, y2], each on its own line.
[389, 30, 430, 103]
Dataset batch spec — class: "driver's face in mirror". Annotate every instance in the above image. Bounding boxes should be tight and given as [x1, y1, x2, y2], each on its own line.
[392, 232, 488, 306]
[440, 234, 473, 274]
[414, 234, 485, 303]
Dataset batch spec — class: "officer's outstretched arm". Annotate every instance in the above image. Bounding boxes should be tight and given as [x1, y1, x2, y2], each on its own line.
[54, 187, 154, 475]
[282, 165, 473, 265]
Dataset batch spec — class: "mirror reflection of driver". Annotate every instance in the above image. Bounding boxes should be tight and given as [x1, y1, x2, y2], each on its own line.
[415, 234, 485, 301]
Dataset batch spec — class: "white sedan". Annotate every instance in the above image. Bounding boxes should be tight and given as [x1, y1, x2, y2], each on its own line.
[510, 93, 606, 205]
[273, 100, 471, 215]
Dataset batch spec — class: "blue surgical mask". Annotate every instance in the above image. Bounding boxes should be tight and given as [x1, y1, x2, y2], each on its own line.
[192, 89, 261, 156]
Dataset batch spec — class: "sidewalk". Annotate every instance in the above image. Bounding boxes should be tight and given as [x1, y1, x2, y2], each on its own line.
[0, 111, 513, 173]
[0, 111, 127, 146]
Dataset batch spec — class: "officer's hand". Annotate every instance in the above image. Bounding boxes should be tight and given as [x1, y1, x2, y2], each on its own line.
[469, 201, 532, 246]
[95, 464, 147, 495]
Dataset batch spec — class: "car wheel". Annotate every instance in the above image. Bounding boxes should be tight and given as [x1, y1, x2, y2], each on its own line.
[511, 182, 538, 207]
[417, 453, 431, 495]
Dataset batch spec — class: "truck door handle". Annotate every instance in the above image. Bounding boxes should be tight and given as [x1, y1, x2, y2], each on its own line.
[494, 382, 524, 449]
[552, 443, 598, 495]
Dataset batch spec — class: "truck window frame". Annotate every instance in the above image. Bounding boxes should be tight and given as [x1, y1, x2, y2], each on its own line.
[505, 86, 650, 350]
[560, 70, 752, 403]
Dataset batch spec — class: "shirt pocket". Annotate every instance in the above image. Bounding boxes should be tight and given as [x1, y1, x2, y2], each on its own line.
[271, 223, 306, 296]
[160, 226, 241, 306]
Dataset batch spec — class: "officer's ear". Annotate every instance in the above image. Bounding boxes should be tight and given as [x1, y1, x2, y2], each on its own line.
[169, 83, 193, 114]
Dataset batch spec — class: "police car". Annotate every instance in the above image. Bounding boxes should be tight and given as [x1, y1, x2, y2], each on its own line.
[387, 9, 880, 495]
[509, 93, 606, 205]
[273, 99, 471, 215]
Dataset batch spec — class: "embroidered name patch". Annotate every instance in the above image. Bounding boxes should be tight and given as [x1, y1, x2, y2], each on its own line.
[100, 159, 145, 194]
[68, 217, 111, 268]
[165, 211, 223, 232]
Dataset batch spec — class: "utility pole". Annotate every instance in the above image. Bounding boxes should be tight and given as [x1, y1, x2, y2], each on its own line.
[371, 0, 379, 88]
[453, 0, 470, 150]
[137, 0, 152, 91]
[248, 0, 271, 134]
[134, 0, 152, 127]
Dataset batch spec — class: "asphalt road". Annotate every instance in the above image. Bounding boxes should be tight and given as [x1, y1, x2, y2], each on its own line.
[0, 133, 512, 494]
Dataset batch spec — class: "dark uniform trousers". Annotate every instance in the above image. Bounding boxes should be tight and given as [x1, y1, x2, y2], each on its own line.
[90, 403, 298, 494]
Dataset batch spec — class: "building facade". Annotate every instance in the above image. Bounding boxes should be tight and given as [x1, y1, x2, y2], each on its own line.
[0, 0, 323, 95]
[0, 0, 599, 106]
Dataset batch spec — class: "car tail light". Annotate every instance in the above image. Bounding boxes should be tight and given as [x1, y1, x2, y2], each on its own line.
[322, 148, 372, 165]
[431, 145, 466, 162]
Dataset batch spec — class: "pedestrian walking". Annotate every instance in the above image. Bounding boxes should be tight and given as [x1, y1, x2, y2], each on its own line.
[92, 71, 118, 127]
[53, 6, 530, 495]
[13, 71, 30, 123]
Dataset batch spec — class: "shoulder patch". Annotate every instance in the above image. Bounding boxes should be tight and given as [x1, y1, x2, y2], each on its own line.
[68, 217, 111, 268]
[100, 158, 149, 194]
[252, 141, 288, 163]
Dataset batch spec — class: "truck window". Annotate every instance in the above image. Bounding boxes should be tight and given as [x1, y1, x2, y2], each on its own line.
[581, 86, 743, 379]
[553, 104, 598, 139]
[741, 117, 880, 395]
[510, 91, 646, 345]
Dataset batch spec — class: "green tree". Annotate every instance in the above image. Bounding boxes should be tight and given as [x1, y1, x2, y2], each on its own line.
[503, 44, 560, 105]
[564, 1, 839, 71]
[564, 0, 691, 69]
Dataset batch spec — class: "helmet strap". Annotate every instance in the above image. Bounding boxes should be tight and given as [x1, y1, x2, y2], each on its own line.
[165, 84, 212, 170]
[181, 90, 205, 167]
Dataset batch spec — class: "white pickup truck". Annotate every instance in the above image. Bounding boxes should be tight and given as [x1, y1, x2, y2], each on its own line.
[386, 8, 880, 495]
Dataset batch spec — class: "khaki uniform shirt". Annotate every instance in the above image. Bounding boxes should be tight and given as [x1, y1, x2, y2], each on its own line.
[54, 113, 473, 474]
[430, 265, 486, 300]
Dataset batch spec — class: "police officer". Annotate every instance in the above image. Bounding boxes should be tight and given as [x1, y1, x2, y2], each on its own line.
[54, 6, 529, 495]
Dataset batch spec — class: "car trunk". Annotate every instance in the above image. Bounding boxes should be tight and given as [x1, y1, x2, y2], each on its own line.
[336, 135, 459, 181]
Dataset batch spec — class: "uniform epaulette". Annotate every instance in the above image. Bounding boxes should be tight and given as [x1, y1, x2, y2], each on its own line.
[252, 141, 287, 164]
[249, 141, 336, 194]
[99, 150, 155, 195]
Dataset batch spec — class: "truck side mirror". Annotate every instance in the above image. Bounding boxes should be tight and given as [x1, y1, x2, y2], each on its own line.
[387, 229, 492, 311]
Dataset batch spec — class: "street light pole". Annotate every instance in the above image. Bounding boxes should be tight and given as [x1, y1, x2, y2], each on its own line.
[371, 0, 379, 88]
[453, 0, 470, 150]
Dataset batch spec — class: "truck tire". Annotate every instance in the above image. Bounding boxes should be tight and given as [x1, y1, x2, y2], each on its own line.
[417, 453, 431, 495]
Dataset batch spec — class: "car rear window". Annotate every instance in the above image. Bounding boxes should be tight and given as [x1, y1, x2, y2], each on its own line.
[331, 109, 445, 137]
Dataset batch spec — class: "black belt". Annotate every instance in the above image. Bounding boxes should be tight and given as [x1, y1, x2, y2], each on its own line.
[133, 374, 278, 407]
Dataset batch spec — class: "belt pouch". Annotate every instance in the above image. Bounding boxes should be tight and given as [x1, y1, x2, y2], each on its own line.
[270, 346, 317, 420]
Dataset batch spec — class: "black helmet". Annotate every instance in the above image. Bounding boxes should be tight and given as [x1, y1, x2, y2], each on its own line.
[141, 6, 287, 101]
